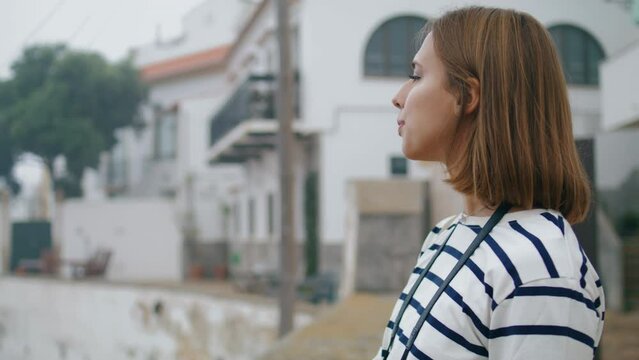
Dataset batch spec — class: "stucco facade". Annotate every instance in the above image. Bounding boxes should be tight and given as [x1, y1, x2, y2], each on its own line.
[208, 0, 639, 279]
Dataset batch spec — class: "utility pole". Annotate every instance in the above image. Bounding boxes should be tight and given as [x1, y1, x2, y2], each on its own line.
[276, 0, 296, 337]
[0, 186, 9, 273]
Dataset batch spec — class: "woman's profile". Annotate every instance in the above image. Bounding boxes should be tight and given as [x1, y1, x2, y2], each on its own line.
[376, 6, 604, 360]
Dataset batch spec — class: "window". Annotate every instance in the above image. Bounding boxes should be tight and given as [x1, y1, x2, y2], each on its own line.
[364, 16, 427, 77]
[390, 156, 408, 176]
[154, 110, 177, 159]
[267, 193, 275, 236]
[248, 197, 255, 236]
[233, 201, 240, 235]
[548, 25, 605, 85]
[106, 145, 126, 191]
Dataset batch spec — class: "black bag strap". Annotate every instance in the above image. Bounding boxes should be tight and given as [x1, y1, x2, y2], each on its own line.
[383, 216, 459, 358]
[399, 202, 512, 360]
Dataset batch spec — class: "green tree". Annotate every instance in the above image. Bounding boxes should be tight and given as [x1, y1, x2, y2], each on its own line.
[0, 116, 21, 195]
[0, 44, 146, 197]
[304, 171, 319, 278]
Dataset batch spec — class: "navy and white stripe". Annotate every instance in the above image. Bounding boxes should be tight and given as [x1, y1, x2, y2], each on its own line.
[374, 209, 605, 360]
[509, 220, 560, 278]
[427, 243, 498, 309]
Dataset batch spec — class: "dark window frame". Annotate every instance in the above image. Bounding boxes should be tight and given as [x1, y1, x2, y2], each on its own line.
[153, 108, 178, 160]
[364, 15, 428, 78]
[548, 24, 606, 86]
[248, 197, 255, 236]
[267, 192, 275, 236]
[390, 156, 408, 176]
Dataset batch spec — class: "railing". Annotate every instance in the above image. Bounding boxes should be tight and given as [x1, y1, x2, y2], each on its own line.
[209, 73, 299, 147]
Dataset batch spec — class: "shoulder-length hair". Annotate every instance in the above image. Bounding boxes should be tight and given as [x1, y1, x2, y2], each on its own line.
[424, 6, 591, 224]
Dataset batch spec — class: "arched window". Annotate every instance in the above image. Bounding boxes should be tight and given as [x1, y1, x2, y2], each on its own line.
[548, 25, 605, 85]
[364, 16, 427, 77]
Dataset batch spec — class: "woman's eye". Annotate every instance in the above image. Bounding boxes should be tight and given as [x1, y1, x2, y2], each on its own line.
[408, 75, 421, 81]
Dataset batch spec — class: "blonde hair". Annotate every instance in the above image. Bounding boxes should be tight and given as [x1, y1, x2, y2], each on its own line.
[426, 7, 590, 223]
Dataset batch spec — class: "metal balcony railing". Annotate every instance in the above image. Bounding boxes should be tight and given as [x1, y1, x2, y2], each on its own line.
[209, 73, 300, 147]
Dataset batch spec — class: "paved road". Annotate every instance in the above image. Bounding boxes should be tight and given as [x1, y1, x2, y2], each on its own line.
[260, 293, 395, 360]
[260, 292, 639, 360]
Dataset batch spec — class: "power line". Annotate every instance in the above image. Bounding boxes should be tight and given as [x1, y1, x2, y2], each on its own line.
[24, 0, 67, 45]
[68, 15, 92, 44]
[85, 5, 118, 50]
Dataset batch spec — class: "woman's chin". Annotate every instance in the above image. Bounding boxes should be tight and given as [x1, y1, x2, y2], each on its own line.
[402, 148, 422, 161]
[402, 146, 435, 162]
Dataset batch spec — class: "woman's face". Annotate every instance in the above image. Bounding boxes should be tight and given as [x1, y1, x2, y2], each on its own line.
[392, 33, 461, 162]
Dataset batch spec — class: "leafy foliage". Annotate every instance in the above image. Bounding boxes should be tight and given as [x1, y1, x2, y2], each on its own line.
[0, 44, 146, 197]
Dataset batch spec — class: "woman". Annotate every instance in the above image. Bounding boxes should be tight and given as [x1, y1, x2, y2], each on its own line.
[376, 6, 604, 360]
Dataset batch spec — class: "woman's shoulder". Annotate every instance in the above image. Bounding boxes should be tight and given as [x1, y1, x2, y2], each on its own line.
[419, 214, 460, 253]
[465, 208, 601, 303]
[433, 214, 459, 233]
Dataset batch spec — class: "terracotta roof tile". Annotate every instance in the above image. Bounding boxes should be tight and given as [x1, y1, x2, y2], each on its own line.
[140, 44, 230, 82]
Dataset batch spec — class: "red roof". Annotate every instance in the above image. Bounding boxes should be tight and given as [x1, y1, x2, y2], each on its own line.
[140, 44, 230, 82]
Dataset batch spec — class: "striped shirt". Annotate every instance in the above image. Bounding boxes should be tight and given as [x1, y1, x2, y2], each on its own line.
[373, 208, 605, 360]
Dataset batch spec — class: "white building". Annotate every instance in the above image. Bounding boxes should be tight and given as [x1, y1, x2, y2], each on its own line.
[204, 0, 639, 278]
[99, 0, 252, 277]
[602, 1, 639, 130]
[102, 0, 639, 284]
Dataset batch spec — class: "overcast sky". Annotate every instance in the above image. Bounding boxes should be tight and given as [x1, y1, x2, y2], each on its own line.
[0, 0, 206, 79]
[1, 0, 206, 189]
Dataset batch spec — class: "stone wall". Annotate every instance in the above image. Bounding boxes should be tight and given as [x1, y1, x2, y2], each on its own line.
[0, 277, 312, 360]
[341, 179, 431, 296]
[356, 214, 425, 292]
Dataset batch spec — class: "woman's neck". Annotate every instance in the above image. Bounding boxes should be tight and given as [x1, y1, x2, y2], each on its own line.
[463, 195, 494, 217]
[463, 195, 526, 217]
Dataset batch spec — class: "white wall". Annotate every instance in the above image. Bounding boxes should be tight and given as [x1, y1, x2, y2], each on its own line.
[319, 109, 432, 242]
[299, 0, 639, 243]
[61, 199, 182, 281]
[115, 127, 150, 196]
[126, 71, 228, 197]
[134, 0, 245, 67]
[175, 94, 244, 242]
[233, 148, 307, 244]
[568, 88, 602, 139]
[225, 0, 278, 81]
[178, 97, 220, 174]
[601, 42, 639, 130]
[176, 165, 244, 243]
[0, 277, 312, 360]
[149, 72, 227, 108]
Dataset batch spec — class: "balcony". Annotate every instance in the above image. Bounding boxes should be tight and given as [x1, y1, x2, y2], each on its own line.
[208, 73, 316, 164]
[210, 74, 299, 145]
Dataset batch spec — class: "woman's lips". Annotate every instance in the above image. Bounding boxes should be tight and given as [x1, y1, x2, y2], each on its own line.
[398, 120, 405, 136]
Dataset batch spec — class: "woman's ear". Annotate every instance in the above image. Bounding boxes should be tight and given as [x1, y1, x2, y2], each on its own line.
[464, 77, 480, 115]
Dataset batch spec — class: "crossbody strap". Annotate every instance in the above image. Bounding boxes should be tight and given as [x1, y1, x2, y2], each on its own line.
[400, 202, 512, 360]
[383, 215, 459, 358]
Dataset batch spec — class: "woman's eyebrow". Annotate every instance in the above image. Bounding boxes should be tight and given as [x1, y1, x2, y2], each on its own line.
[411, 61, 422, 70]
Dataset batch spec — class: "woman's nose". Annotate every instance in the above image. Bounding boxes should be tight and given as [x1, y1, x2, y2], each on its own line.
[392, 93, 403, 110]
[392, 83, 408, 109]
